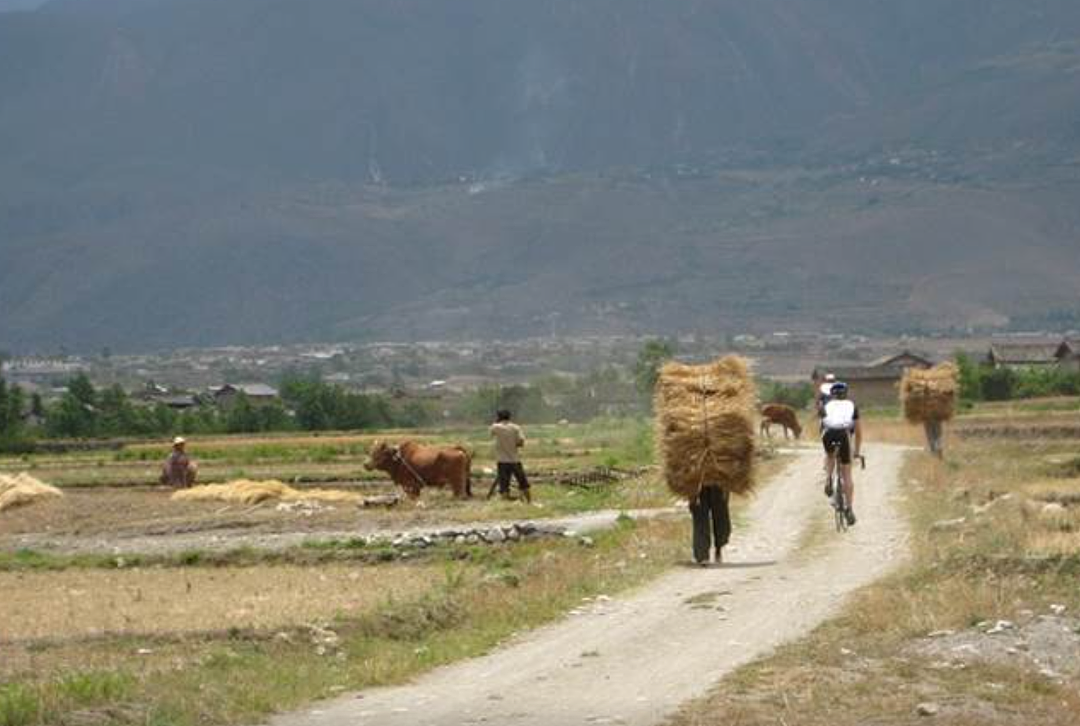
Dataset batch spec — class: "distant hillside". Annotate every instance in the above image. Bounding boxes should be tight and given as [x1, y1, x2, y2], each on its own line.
[1, 0, 1079, 351]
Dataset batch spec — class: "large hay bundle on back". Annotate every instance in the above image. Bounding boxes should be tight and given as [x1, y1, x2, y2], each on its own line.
[171, 479, 363, 505]
[654, 356, 757, 499]
[901, 363, 959, 423]
[0, 473, 64, 512]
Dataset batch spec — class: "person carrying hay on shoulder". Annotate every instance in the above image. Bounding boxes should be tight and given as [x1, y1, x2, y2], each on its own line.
[900, 363, 957, 459]
[654, 357, 757, 566]
[161, 436, 197, 488]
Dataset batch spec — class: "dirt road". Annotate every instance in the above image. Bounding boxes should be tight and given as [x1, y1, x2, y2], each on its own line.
[268, 444, 910, 726]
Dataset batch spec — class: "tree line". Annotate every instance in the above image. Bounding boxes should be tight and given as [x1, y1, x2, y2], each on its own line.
[8, 343, 1070, 451]
[956, 354, 1080, 402]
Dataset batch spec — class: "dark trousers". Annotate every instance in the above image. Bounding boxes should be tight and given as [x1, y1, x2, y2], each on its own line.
[496, 462, 530, 494]
[690, 487, 731, 563]
[924, 420, 944, 457]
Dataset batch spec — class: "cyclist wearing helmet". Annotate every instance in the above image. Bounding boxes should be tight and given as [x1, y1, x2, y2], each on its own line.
[821, 381, 862, 526]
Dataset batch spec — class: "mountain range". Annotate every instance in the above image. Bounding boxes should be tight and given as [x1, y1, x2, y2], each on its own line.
[1, 0, 1079, 351]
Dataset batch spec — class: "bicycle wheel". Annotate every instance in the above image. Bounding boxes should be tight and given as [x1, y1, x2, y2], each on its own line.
[834, 473, 847, 533]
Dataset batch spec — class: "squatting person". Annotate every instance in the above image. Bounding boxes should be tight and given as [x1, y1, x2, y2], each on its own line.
[161, 436, 197, 488]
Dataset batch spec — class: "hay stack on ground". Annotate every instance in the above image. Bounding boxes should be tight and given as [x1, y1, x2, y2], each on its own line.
[654, 356, 757, 500]
[901, 363, 959, 423]
[0, 473, 64, 512]
[171, 479, 363, 506]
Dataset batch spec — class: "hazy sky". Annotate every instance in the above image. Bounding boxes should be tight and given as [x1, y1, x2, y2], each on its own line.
[0, 0, 50, 11]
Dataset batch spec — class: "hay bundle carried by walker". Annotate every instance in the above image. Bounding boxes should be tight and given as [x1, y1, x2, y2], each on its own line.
[654, 356, 757, 500]
[0, 473, 64, 512]
[171, 479, 363, 506]
[900, 363, 959, 423]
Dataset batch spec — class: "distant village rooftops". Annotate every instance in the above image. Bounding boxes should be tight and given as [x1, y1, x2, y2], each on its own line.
[811, 349, 935, 406]
[987, 343, 1061, 367]
[866, 350, 934, 369]
[212, 383, 279, 398]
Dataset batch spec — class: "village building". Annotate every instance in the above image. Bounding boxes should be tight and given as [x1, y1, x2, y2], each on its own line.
[812, 350, 934, 407]
[159, 395, 201, 410]
[1056, 338, 1080, 373]
[211, 383, 280, 408]
[986, 342, 1062, 370]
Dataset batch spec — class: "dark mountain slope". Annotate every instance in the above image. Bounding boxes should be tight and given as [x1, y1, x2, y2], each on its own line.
[1, 0, 1079, 350]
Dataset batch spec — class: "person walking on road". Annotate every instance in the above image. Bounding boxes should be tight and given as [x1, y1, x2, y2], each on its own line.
[690, 485, 730, 565]
[489, 409, 531, 503]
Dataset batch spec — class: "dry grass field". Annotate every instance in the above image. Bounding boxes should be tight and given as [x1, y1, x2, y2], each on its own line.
[0, 420, 677, 557]
[0, 413, 802, 726]
[4, 401, 1076, 726]
[0, 418, 696, 726]
[0, 564, 442, 644]
[669, 402, 1080, 726]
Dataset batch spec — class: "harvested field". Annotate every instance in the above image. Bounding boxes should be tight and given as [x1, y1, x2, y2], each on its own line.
[0, 485, 396, 542]
[0, 471, 673, 555]
[0, 563, 441, 643]
[955, 424, 1080, 440]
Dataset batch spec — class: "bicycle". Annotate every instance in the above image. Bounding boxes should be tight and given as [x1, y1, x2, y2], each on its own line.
[826, 440, 865, 533]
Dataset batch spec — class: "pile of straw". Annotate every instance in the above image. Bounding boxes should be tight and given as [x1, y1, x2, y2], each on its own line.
[171, 479, 363, 506]
[901, 363, 959, 423]
[654, 356, 757, 499]
[0, 473, 64, 512]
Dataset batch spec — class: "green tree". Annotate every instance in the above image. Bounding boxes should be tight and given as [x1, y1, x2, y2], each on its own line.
[396, 399, 433, 428]
[48, 374, 99, 438]
[0, 377, 10, 435]
[980, 367, 1017, 401]
[759, 379, 814, 410]
[255, 400, 293, 432]
[98, 385, 139, 436]
[30, 392, 45, 419]
[954, 353, 983, 402]
[0, 376, 32, 452]
[634, 339, 677, 400]
[281, 375, 399, 431]
[225, 393, 260, 433]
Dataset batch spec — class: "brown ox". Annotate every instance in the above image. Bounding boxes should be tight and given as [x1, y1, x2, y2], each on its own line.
[760, 404, 803, 440]
[364, 440, 473, 499]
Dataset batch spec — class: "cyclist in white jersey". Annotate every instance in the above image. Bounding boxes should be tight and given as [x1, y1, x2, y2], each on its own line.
[821, 382, 862, 526]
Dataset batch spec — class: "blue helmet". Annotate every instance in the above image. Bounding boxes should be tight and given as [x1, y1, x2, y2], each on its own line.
[830, 382, 849, 396]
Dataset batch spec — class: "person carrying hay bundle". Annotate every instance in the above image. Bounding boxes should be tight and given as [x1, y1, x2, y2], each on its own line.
[654, 356, 757, 565]
[900, 363, 958, 457]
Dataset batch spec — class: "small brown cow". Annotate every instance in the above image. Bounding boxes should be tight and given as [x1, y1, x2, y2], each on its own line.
[760, 404, 803, 440]
[364, 440, 473, 499]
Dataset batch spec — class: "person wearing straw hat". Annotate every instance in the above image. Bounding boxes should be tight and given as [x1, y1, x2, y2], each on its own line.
[690, 484, 731, 565]
[160, 436, 197, 488]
